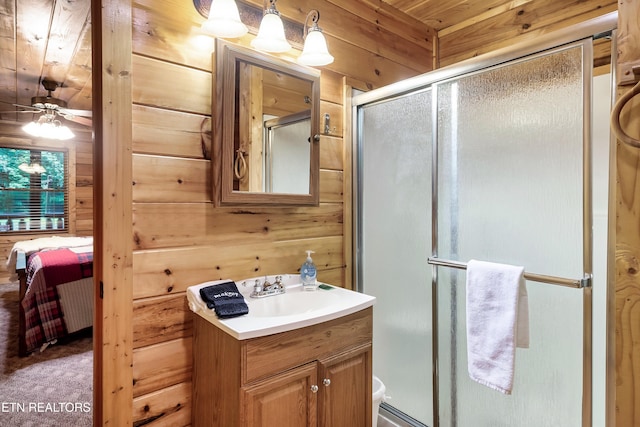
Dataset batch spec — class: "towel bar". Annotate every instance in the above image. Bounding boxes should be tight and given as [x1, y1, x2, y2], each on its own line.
[427, 257, 591, 289]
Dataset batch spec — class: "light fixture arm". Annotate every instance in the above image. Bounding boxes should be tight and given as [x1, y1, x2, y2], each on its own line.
[297, 8, 333, 67]
[264, 0, 279, 16]
[304, 10, 321, 37]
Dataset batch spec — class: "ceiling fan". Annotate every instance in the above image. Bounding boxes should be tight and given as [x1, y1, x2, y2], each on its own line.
[0, 79, 92, 127]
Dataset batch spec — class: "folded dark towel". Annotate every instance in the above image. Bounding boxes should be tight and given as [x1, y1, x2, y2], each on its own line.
[199, 281, 248, 318]
[212, 300, 249, 318]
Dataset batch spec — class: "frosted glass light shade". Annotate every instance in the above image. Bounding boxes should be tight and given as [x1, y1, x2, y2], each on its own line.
[298, 29, 334, 66]
[251, 13, 291, 53]
[22, 116, 75, 140]
[201, 0, 248, 38]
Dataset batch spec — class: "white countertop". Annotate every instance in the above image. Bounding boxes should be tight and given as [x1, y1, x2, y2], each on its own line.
[186, 274, 375, 340]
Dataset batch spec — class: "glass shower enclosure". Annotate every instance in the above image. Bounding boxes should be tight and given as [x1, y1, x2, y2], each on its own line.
[357, 88, 434, 425]
[353, 14, 615, 427]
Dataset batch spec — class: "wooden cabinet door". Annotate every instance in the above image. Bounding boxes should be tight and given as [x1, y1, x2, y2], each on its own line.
[318, 343, 372, 427]
[242, 362, 318, 427]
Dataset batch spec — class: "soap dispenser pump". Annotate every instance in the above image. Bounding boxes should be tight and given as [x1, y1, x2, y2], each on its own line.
[300, 250, 317, 291]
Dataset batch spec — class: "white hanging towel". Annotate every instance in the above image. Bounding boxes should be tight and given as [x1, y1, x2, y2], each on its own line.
[466, 259, 529, 394]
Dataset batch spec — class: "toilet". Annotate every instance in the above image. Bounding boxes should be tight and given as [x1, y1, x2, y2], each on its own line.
[372, 376, 386, 426]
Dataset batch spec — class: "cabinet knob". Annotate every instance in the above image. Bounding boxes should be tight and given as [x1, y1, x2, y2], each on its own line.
[322, 378, 331, 387]
[310, 385, 319, 393]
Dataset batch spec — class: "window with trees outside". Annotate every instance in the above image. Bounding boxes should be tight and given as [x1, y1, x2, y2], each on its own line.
[0, 146, 68, 233]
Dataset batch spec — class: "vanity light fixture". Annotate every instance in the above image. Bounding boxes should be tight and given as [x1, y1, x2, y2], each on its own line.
[250, 0, 291, 53]
[201, 0, 248, 38]
[297, 10, 334, 66]
[22, 113, 75, 140]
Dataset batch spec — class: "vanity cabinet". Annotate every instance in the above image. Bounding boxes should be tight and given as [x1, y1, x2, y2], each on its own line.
[242, 361, 317, 426]
[316, 344, 371, 426]
[192, 307, 373, 427]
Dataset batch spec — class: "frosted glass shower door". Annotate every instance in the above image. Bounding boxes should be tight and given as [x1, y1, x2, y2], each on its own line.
[358, 89, 433, 425]
[267, 117, 311, 193]
[436, 43, 589, 426]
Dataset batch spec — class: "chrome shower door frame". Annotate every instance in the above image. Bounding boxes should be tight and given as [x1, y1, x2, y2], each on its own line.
[353, 11, 617, 427]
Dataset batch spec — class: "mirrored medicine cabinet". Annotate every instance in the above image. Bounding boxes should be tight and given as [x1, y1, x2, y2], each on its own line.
[212, 39, 321, 206]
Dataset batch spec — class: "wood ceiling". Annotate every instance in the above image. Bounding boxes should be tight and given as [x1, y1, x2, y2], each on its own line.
[0, 0, 92, 124]
[382, 0, 520, 31]
[0, 0, 613, 124]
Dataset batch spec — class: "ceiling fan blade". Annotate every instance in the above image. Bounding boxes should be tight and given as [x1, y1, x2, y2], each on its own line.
[0, 110, 39, 114]
[0, 101, 40, 110]
[63, 115, 92, 127]
[60, 108, 92, 117]
[13, 103, 43, 111]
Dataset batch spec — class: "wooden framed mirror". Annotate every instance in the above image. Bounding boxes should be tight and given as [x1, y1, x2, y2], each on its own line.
[213, 39, 321, 206]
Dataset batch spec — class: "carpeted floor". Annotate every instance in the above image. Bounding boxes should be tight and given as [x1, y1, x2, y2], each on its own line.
[0, 282, 93, 426]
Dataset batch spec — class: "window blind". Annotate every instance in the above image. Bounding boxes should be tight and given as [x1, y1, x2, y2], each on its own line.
[0, 147, 68, 234]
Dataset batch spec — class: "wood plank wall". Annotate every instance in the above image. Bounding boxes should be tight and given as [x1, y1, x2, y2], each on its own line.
[436, 0, 618, 67]
[126, 0, 434, 424]
[0, 124, 93, 282]
[615, 2, 640, 426]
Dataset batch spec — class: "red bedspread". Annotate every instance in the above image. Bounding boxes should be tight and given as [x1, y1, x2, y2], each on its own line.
[21, 248, 93, 353]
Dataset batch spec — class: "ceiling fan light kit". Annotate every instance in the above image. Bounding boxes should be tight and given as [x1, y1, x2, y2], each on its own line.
[22, 114, 76, 140]
[32, 79, 69, 109]
[0, 79, 92, 140]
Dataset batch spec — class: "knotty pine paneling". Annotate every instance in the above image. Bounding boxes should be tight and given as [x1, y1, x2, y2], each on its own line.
[71, 130, 94, 236]
[132, 55, 211, 115]
[614, 0, 640, 85]
[132, 236, 344, 300]
[11, 0, 90, 110]
[133, 0, 433, 91]
[319, 69, 345, 105]
[437, 0, 617, 67]
[320, 135, 344, 171]
[132, 337, 192, 398]
[385, 0, 513, 31]
[132, 204, 344, 250]
[93, 0, 135, 421]
[0, 2, 16, 109]
[133, 382, 192, 427]
[132, 155, 343, 204]
[132, 104, 211, 159]
[328, 0, 436, 48]
[133, 293, 193, 348]
[321, 170, 345, 204]
[63, 19, 93, 113]
[133, 0, 213, 72]
[96, 0, 637, 424]
[133, 155, 210, 203]
[615, 2, 640, 423]
[128, 0, 433, 423]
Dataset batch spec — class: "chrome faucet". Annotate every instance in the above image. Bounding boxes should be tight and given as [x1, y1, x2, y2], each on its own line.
[248, 275, 285, 298]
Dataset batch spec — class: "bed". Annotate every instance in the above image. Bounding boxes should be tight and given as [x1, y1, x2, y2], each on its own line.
[6, 236, 94, 356]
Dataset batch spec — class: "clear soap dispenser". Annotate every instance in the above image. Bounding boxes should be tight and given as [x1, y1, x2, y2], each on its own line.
[300, 250, 317, 291]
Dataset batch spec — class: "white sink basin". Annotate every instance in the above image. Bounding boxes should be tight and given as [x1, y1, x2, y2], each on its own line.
[247, 285, 341, 317]
[187, 274, 375, 340]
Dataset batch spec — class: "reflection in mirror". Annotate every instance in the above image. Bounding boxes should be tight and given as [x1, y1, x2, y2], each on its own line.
[213, 39, 320, 206]
[264, 110, 311, 193]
